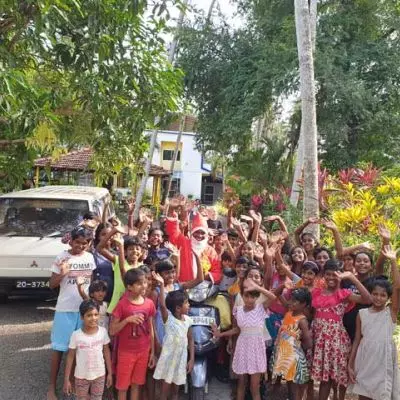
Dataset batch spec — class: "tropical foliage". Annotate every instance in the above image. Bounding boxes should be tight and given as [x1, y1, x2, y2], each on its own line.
[177, 0, 400, 174]
[0, 0, 184, 192]
[317, 166, 400, 251]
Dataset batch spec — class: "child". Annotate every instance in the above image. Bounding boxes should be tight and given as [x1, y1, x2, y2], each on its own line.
[110, 269, 156, 400]
[77, 278, 109, 328]
[313, 247, 333, 273]
[294, 218, 320, 260]
[295, 261, 320, 291]
[221, 251, 233, 269]
[311, 260, 372, 400]
[290, 246, 308, 276]
[348, 245, 400, 399]
[213, 279, 276, 400]
[152, 273, 195, 399]
[145, 228, 171, 265]
[272, 288, 313, 400]
[92, 222, 114, 303]
[242, 241, 256, 261]
[63, 300, 112, 400]
[265, 253, 301, 347]
[153, 253, 203, 345]
[228, 257, 250, 298]
[47, 226, 96, 400]
[105, 235, 146, 313]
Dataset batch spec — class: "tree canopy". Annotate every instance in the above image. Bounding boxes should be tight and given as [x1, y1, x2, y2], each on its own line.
[0, 0, 184, 191]
[177, 0, 400, 184]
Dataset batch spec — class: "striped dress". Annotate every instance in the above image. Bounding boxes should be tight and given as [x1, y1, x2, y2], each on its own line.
[232, 304, 268, 375]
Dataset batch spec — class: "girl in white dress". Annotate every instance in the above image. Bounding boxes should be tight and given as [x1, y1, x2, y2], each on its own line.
[152, 272, 194, 400]
[348, 245, 400, 400]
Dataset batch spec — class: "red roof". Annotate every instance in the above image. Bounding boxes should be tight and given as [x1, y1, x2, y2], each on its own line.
[34, 147, 170, 176]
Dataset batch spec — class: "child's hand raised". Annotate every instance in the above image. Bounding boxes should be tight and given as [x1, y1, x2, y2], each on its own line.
[382, 244, 397, 261]
[265, 242, 279, 258]
[378, 224, 391, 242]
[243, 278, 259, 293]
[319, 219, 337, 230]
[112, 234, 124, 247]
[334, 271, 354, 281]
[126, 198, 135, 212]
[220, 232, 229, 243]
[359, 241, 374, 252]
[152, 272, 164, 286]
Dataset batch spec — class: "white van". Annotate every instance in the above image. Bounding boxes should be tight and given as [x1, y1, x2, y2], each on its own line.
[0, 186, 114, 302]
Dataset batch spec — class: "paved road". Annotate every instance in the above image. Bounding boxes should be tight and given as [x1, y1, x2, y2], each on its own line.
[0, 296, 235, 400]
[0, 297, 356, 400]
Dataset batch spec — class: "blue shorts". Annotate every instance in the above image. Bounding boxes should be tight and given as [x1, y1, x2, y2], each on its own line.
[51, 311, 82, 352]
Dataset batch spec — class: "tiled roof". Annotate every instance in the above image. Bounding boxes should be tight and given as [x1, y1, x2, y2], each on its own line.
[34, 147, 94, 170]
[34, 147, 171, 176]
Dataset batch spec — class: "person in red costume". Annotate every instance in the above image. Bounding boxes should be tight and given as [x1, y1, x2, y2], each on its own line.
[165, 211, 222, 284]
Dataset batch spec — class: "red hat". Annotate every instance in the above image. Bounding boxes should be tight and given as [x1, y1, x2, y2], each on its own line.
[191, 213, 208, 234]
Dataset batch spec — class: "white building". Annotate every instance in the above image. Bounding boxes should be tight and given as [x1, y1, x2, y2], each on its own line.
[146, 121, 223, 204]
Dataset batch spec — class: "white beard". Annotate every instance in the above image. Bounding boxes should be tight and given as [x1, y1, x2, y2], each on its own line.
[191, 236, 208, 254]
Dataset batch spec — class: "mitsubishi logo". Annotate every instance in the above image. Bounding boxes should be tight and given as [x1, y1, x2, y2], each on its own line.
[30, 261, 38, 268]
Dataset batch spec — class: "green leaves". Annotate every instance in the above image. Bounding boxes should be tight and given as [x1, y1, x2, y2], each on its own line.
[0, 0, 184, 191]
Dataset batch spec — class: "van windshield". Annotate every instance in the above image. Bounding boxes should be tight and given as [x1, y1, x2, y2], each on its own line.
[0, 198, 90, 237]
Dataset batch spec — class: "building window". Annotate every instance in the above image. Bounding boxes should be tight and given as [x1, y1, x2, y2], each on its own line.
[204, 184, 214, 204]
[162, 149, 181, 161]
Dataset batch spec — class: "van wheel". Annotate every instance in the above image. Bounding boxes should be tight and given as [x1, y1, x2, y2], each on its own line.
[0, 293, 8, 304]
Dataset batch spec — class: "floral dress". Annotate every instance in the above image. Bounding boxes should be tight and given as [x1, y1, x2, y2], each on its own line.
[153, 313, 192, 385]
[272, 311, 310, 384]
[311, 288, 352, 386]
[232, 304, 268, 375]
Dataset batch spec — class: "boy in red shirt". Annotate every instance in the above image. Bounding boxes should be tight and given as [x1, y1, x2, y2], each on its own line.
[110, 268, 156, 400]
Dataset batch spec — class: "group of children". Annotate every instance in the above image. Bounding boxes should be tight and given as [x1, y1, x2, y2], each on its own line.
[46, 199, 399, 400]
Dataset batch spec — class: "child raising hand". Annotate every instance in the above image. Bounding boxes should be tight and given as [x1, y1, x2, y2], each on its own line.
[152, 272, 195, 400]
[213, 278, 276, 400]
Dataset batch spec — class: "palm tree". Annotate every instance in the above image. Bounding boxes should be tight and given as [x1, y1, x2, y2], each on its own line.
[293, 0, 319, 232]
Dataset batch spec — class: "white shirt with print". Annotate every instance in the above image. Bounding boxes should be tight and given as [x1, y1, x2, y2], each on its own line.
[51, 250, 95, 312]
[69, 326, 110, 380]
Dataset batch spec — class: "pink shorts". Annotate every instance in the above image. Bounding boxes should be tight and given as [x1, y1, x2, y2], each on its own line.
[116, 350, 150, 390]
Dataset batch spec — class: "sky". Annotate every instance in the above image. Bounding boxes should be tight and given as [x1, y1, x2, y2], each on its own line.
[169, 0, 242, 28]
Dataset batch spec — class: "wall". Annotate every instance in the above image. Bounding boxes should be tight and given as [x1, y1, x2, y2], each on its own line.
[150, 131, 204, 199]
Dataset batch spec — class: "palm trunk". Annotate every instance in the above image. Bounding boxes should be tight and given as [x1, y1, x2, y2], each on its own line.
[290, 0, 317, 207]
[294, 0, 319, 233]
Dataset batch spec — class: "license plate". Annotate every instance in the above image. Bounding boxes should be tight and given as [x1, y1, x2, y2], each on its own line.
[16, 280, 49, 289]
[191, 316, 216, 326]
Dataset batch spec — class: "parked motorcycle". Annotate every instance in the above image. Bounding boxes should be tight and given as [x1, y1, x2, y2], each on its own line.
[186, 268, 236, 400]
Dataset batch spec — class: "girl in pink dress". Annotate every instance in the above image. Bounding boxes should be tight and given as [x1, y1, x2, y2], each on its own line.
[311, 260, 372, 400]
[213, 279, 276, 400]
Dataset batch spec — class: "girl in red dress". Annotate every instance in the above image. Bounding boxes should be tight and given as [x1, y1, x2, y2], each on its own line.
[311, 260, 372, 400]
